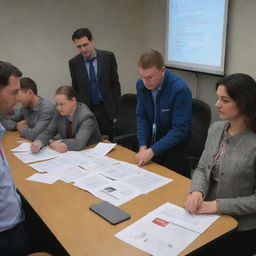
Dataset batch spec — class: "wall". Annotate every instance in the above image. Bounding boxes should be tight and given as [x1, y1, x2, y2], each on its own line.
[140, 0, 256, 122]
[1, 0, 256, 122]
[0, 0, 141, 101]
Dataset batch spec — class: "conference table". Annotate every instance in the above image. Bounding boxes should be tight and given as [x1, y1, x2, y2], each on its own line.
[3, 131, 237, 256]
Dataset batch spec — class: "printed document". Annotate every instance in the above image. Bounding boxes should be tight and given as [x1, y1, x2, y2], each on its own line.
[14, 147, 60, 163]
[115, 202, 219, 256]
[11, 142, 31, 152]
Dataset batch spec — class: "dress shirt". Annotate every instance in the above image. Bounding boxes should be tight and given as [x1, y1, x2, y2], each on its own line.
[10, 97, 55, 140]
[0, 123, 24, 232]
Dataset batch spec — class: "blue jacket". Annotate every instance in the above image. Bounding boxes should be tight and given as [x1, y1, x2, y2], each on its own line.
[136, 70, 192, 155]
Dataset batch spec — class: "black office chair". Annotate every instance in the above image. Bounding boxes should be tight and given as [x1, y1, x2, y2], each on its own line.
[112, 93, 138, 152]
[186, 98, 211, 175]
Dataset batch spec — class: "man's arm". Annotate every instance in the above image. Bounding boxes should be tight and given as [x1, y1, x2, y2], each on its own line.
[110, 52, 121, 99]
[34, 110, 59, 147]
[0, 116, 18, 130]
[20, 104, 55, 141]
[136, 86, 152, 148]
[1, 107, 24, 130]
[69, 59, 79, 94]
[151, 87, 192, 156]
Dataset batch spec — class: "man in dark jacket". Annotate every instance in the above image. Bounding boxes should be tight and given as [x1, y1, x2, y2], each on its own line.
[136, 49, 192, 176]
[69, 28, 121, 139]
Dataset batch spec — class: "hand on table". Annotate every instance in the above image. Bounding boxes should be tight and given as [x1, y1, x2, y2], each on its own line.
[136, 146, 154, 166]
[49, 141, 68, 153]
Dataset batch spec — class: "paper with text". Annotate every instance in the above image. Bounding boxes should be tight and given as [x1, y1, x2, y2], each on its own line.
[115, 202, 220, 256]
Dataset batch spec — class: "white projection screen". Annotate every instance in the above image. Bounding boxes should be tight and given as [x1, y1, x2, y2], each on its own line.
[165, 0, 229, 75]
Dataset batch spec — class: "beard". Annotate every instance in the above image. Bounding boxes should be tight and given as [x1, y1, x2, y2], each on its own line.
[0, 102, 16, 117]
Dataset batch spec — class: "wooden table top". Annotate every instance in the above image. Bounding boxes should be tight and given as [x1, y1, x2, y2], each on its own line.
[3, 131, 237, 256]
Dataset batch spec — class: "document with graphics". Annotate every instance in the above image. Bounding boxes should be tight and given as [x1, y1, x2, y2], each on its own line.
[115, 202, 219, 256]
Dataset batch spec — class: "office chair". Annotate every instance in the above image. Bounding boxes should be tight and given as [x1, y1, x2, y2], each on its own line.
[27, 253, 53, 256]
[186, 98, 211, 176]
[112, 93, 138, 152]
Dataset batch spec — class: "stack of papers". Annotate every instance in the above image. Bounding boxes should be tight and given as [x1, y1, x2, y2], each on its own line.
[115, 202, 220, 256]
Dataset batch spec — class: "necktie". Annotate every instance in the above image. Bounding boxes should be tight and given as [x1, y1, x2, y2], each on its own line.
[87, 58, 101, 104]
[66, 120, 72, 138]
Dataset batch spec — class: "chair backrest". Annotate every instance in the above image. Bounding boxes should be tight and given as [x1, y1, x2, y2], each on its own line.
[27, 253, 53, 256]
[114, 93, 137, 136]
[188, 98, 211, 169]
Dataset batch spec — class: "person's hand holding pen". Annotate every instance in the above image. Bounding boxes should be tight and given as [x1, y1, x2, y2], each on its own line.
[184, 191, 203, 214]
[30, 140, 42, 154]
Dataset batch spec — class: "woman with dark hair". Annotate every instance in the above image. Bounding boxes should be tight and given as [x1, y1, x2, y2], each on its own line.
[184, 73, 256, 255]
[31, 85, 101, 153]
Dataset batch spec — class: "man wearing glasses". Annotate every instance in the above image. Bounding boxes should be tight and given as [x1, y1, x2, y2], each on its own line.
[136, 49, 192, 176]
[69, 28, 121, 139]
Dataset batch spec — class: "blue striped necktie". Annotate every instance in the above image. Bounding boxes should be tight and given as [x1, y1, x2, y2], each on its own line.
[87, 58, 101, 104]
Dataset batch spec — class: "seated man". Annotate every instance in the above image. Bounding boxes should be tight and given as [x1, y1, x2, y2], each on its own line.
[136, 49, 192, 176]
[31, 85, 101, 153]
[9, 77, 55, 140]
[0, 61, 30, 256]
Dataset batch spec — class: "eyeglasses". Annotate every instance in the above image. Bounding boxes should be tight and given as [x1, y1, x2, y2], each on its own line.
[138, 70, 161, 81]
[56, 102, 67, 108]
[76, 43, 89, 48]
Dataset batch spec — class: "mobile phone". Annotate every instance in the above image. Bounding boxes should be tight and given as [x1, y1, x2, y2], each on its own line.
[89, 201, 131, 225]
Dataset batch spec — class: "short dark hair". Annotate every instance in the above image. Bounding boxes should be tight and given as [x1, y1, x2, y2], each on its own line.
[138, 49, 164, 70]
[0, 61, 22, 88]
[20, 77, 38, 95]
[55, 85, 77, 100]
[216, 73, 256, 132]
[72, 28, 93, 41]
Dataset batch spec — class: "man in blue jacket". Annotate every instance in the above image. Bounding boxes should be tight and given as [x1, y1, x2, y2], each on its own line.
[136, 49, 192, 176]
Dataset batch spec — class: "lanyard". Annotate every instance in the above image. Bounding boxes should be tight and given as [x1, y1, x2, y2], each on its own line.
[151, 90, 158, 144]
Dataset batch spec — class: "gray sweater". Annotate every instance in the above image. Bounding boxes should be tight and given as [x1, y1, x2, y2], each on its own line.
[191, 121, 256, 231]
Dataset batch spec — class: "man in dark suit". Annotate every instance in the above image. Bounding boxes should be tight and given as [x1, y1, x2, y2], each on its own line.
[69, 28, 121, 139]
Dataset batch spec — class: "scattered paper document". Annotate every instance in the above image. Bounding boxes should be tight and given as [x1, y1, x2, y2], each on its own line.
[92, 142, 116, 156]
[100, 162, 145, 180]
[48, 165, 89, 183]
[14, 147, 60, 163]
[29, 156, 81, 173]
[91, 182, 142, 206]
[78, 156, 120, 173]
[121, 171, 172, 194]
[11, 142, 31, 152]
[115, 202, 220, 256]
[26, 173, 58, 184]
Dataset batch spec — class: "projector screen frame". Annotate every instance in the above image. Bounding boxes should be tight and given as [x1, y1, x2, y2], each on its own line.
[165, 0, 229, 76]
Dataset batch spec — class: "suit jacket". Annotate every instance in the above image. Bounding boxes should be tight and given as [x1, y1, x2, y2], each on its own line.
[191, 121, 256, 231]
[36, 102, 101, 151]
[69, 49, 121, 121]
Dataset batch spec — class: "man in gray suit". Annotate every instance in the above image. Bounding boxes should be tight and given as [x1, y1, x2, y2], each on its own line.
[69, 28, 121, 139]
[31, 86, 101, 153]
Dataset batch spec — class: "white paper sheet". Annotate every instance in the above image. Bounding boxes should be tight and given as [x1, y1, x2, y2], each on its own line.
[26, 173, 58, 184]
[29, 156, 81, 173]
[14, 147, 60, 163]
[73, 173, 114, 191]
[115, 202, 220, 256]
[100, 162, 145, 180]
[156, 202, 220, 234]
[78, 156, 120, 172]
[48, 165, 90, 183]
[11, 142, 31, 152]
[92, 142, 116, 156]
[91, 182, 142, 206]
[121, 171, 172, 194]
